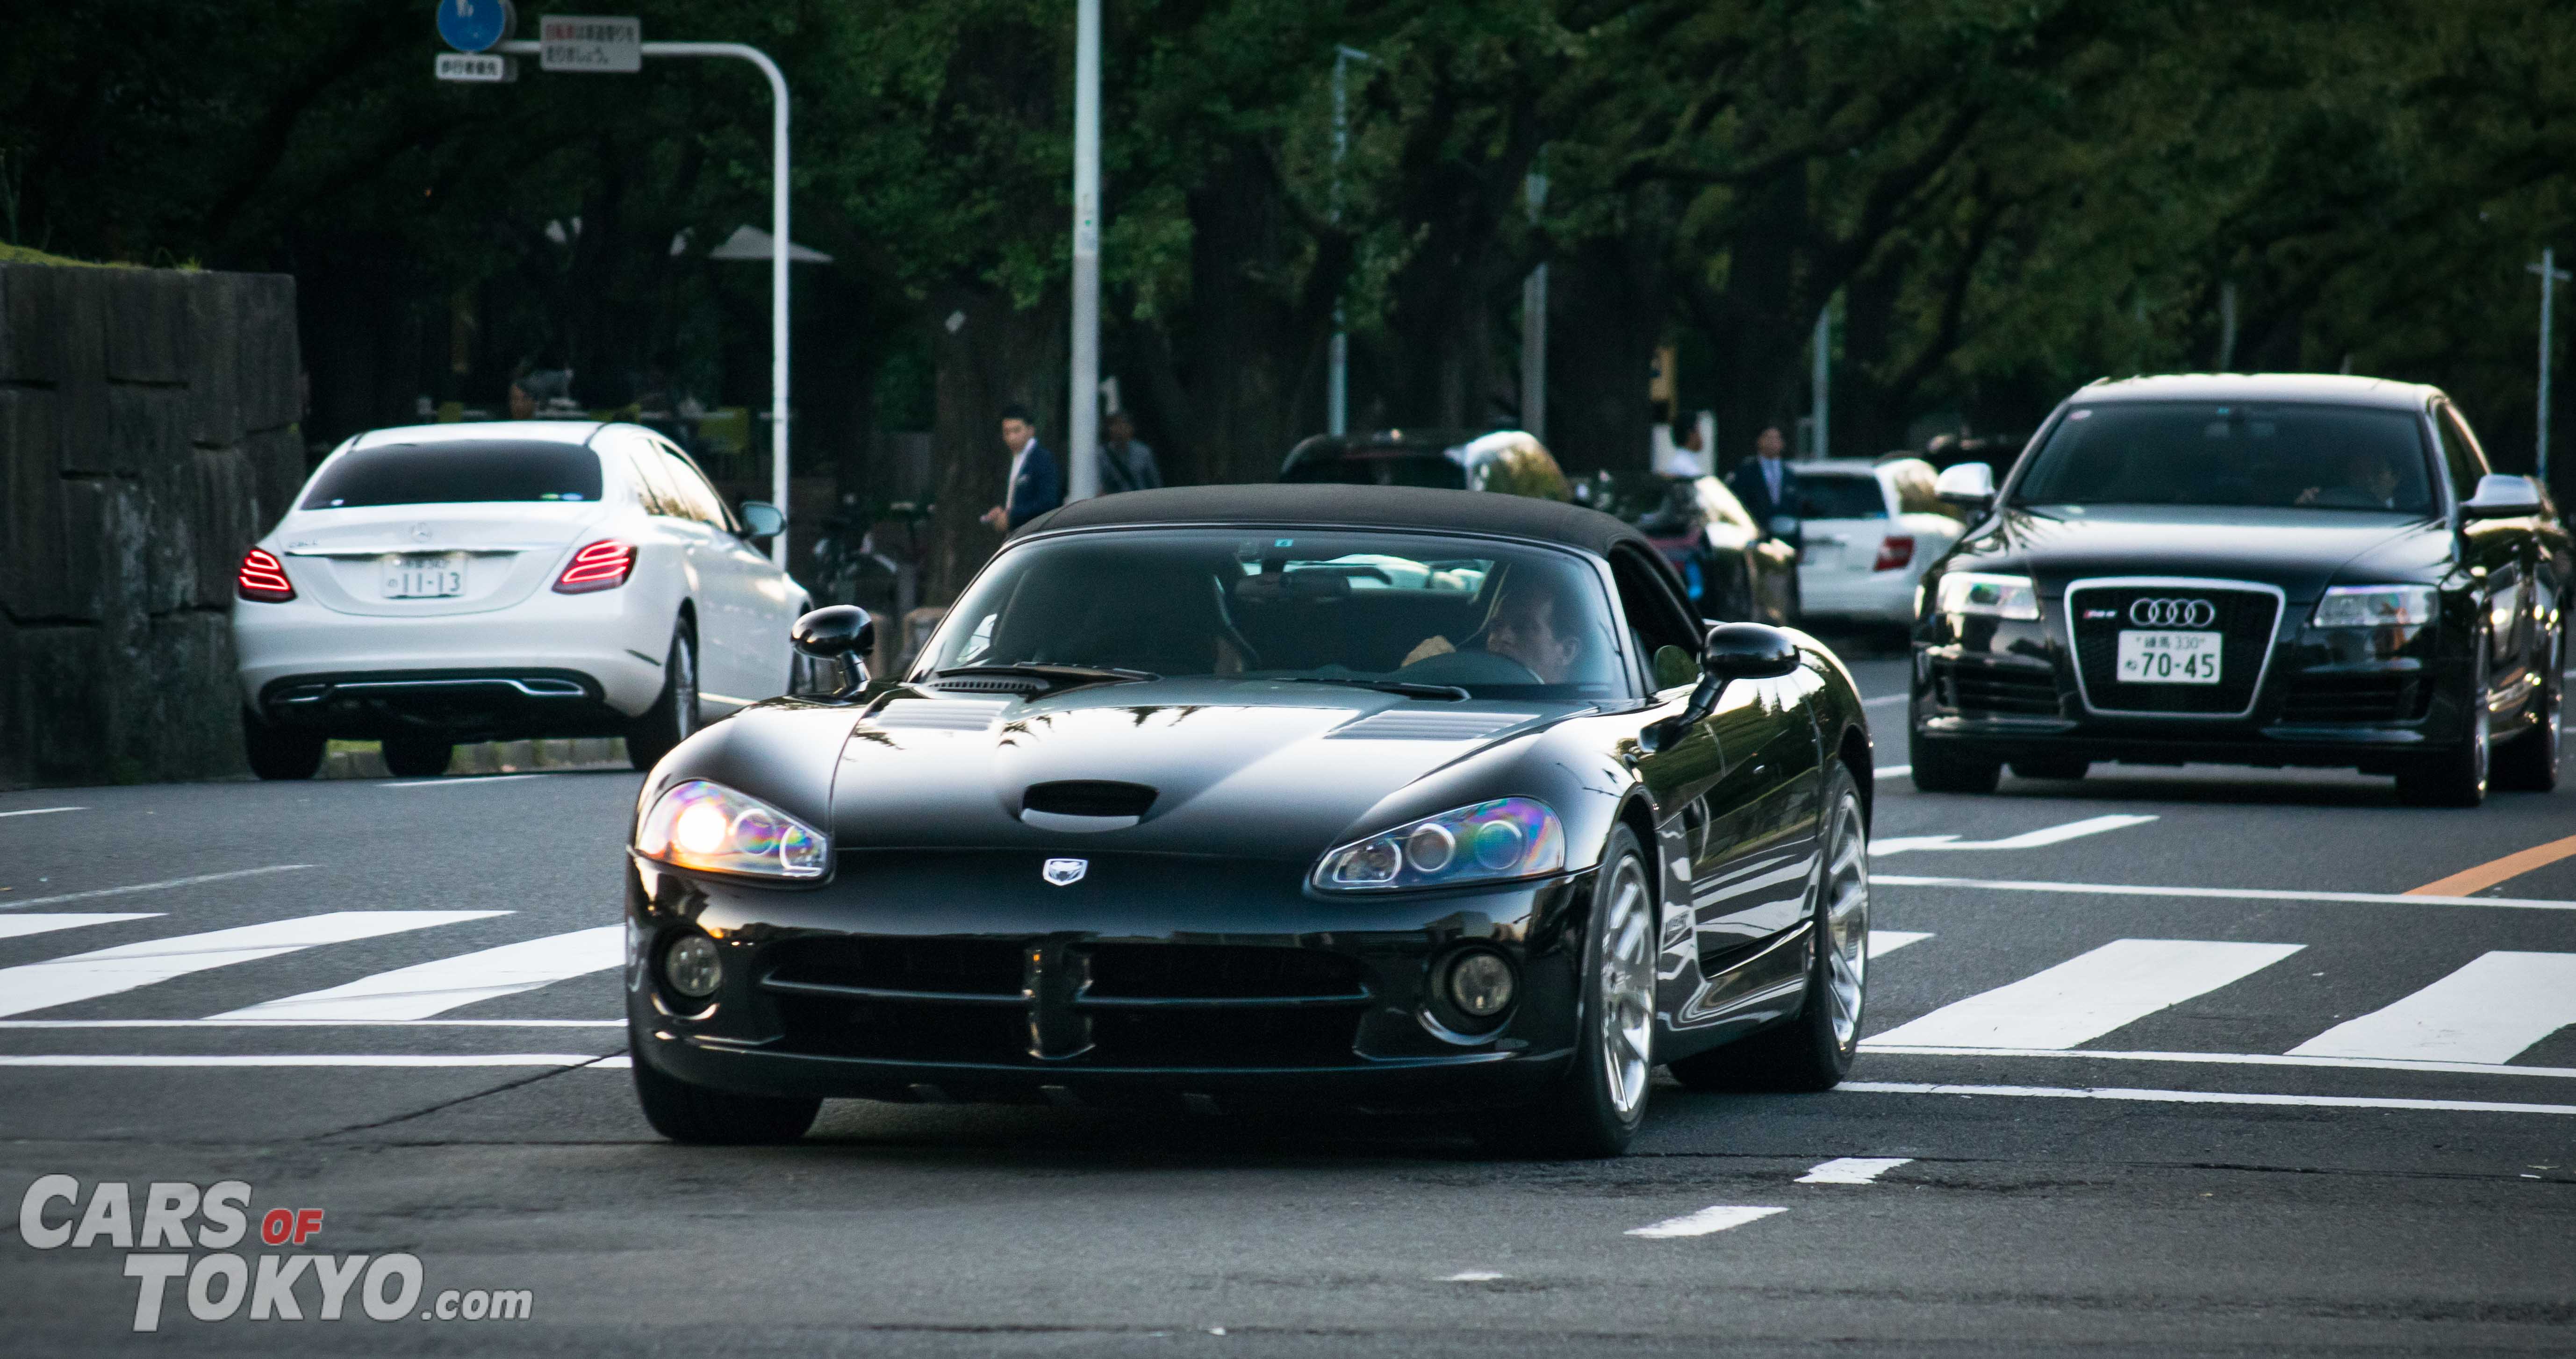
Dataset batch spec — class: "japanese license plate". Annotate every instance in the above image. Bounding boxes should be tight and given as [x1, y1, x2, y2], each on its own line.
[381, 553, 467, 599]
[2116, 629, 2221, 684]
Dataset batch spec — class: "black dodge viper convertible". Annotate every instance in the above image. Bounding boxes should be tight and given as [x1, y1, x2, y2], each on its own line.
[622, 485, 1874, 1156]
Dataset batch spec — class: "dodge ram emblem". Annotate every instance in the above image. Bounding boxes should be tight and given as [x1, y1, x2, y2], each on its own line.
[1043, 858, 1088, 886]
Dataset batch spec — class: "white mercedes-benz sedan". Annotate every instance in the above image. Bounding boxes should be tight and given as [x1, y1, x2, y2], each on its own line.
[231, 421, 809, 779]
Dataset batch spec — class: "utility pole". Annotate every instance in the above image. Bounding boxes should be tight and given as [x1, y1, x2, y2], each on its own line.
[1066, 0, 1102, 501]
[1327, 45, 1370, 436]
[1811, 303, 1831, 462]
[1520, 170, 1548, 440]
[2532, 250, 2569, 484]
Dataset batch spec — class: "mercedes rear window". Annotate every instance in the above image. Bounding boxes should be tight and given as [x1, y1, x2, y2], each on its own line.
[300, 442, 606, 509]
[2013, 403, 2435, 512]
[1795, 475, 1889, 520]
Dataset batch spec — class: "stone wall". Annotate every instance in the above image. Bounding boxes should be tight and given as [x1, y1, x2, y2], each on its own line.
[0, 264, 305, 788]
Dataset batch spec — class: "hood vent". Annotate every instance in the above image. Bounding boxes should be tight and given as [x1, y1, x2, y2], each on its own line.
[926, 674, 1048, 697]
[864, 698, 1010, 733]
[1019, 780, 1157, 833]
[1327, 710, 1537, 742]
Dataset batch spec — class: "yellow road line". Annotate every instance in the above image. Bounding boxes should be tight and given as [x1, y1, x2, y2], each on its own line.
[2410, 832, 2576, 897]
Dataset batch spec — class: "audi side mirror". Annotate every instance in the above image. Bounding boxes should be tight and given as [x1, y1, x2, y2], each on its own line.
[2464, 473, 2543, 520]
[739, 501, 786, 541]
[791, 606, 875, 701]
[1643, 622, 1801, 752]
[1934, 462, 1995, 511]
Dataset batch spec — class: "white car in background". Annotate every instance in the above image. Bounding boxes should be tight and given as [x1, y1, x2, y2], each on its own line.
[1793, 458, 1965, 625]
[230, 421, 809, 780]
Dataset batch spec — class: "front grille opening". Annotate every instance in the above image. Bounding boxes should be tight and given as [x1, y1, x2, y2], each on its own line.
[2281, 672, 2426, 724]
[1022, 781, 1158, 818]
[765, 936, 1024, 996]
[773, 994, 1029, 1063]
[2071, 586, 2280, 715]
[1085, 944, 1368, 1000]
[1933, 660, 2060, 717]
[1088, 1008, 1363, 1067]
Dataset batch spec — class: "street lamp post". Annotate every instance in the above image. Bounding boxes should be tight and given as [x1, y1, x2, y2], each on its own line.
[1327, 45, 1370, 436]
[1520, 171, 1547, 440]
[2531, 249, 2569, 485]
[1067, 0, 1102, 502]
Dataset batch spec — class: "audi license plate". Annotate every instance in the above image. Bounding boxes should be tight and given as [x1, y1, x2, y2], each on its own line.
[381, 553, 466, 599]
[2116, 629, 2221, 684]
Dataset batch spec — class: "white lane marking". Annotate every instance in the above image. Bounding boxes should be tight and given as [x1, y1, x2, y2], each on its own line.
[210, 927, 624, 1021]
[1858, 1043, 2576, 1080]
[0, 1018, 620, 1029]
[2289, 952, 2576, 1066]
[1439, 1272, 1509, 1282]
[0, 807, 84, 819]
[1840, 1080, 2576, 1117]
[1873, 814, 2158, 857]
[1873, 874, 2576, 912]
[0, 911, 505, 1018]
[1875, 765, 1912, 779]
[1796, 1157, 1911, 1185]
[1627, 1205, 1788, 1238]
[0, 865, 316, 912]
[0, 1053, 617, 1069]
[1865, 930, 1933, 959]
[380, 774, 544, 788]
[1869, 938, 2304, 1050]
[1861, 694, 1909, 708]
[0, 914, 158, 941]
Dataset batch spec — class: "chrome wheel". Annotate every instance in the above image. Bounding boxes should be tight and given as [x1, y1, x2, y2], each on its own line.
[672, 637, 701, 739]
[1596, 854, 1656, 1120]
[1818, 784, 1871, 1050]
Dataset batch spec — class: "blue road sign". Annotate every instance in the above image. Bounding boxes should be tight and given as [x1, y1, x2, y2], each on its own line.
[436, 0, 516, 54]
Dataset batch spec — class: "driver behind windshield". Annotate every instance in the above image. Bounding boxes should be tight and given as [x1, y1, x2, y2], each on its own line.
[1399, 572, 1586, 683]
[2295, 447, 2405, 509]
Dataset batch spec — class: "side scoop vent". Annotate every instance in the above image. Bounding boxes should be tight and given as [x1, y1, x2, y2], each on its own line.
[865, 698, 1011, 732]
[1020, 780, 1157, 833]
[1327, 710, 1537, 742]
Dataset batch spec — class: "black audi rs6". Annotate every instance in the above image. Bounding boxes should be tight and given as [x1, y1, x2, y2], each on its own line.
[1911, 374, 2570, 805]
[622, 485, 1875, 1157]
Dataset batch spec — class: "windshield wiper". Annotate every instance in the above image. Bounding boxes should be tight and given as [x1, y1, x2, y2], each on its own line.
[1279, 676, 1470, 701]
[932, 664, 1160, 687]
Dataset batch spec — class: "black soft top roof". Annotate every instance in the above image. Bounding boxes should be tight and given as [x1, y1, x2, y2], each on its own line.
[1016, 483, 1655, 559]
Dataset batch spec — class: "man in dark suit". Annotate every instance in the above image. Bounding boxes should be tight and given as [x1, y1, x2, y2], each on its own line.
[1724, 422, 1803, 551]
[980, 403, 1063, 532]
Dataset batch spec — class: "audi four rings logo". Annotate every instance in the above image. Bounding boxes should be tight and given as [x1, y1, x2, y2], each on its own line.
[2129, 597, 2217, 627]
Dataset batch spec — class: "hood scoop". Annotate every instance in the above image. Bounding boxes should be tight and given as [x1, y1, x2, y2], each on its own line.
[863, 698, 1011, 733]
[1019, 780, 1157, 833]
[1327, 710, 1537, 742]
[924, 674, 1048, 697]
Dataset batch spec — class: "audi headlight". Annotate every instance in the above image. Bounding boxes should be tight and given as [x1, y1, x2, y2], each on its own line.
[1935, 571, 2039, 621]
[1313, 798, 1566, 892]
[635, 780, 829, 879]
[2313, 584, 2436, 628]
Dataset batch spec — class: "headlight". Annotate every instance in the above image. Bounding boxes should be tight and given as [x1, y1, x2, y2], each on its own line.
[635, 780, 829, 879]
[2312, 584, 2436, 628]
[1313, 798, 1566, 892]
[1935, 572, 2039, 621]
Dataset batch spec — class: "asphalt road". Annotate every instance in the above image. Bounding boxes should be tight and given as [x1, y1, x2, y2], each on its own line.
[3, 650, 2573, 1356]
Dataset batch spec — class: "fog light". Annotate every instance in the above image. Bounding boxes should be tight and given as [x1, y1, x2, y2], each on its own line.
[663, 934, 722, 999]
[1445, 951, 1515, 1018]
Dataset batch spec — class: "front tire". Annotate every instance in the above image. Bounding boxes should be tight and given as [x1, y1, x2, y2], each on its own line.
[242, 712, 323, 781]
[626, 625, 701, 771]
[2493, 624, 2562, 793]
[1669, 761, 1869, 1092]
[631, 1038, 821, 1145]
[1911, 738, 2000, 794]
[1480, 826, 1656, 1159]
[380, 733, 452, 779]
[2398, 638, 2490, 807]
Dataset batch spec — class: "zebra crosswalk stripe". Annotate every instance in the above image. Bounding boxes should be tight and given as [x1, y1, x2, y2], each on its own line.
[0, 914, 158, 941]
[2288, 951, 2576, 1066]
[1868, 938, 2305, 1050]
[209, 926, 624, 1022]
[0, 912, 506, 1019]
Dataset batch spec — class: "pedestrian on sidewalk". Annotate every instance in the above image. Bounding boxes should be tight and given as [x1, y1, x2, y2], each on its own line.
[1725, 422, 1803, 550]
[1098, 410, 1163, 494]
[980, 403, 1062, 532]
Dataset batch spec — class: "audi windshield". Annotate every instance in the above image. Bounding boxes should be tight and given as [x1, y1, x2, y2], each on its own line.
[2013, 402, 2436, 514]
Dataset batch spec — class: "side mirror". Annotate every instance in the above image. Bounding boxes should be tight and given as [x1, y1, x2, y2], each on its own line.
[1643, 622, 1801, 753]
[2464, 473, 2543, 519]
[1934, 462, 1995, 511]
[791, 605, 876, 701]
[739, 501, 786, 541]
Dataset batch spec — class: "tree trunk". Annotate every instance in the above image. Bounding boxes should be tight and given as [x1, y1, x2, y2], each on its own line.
[923, 283, 1063, 604]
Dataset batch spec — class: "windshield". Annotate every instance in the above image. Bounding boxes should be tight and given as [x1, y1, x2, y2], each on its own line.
[921, 528, 1630, 701]
[2012, 402, 2435, 513]
[301, 442, 605, 509]
[1796, 475, 1888, 520]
